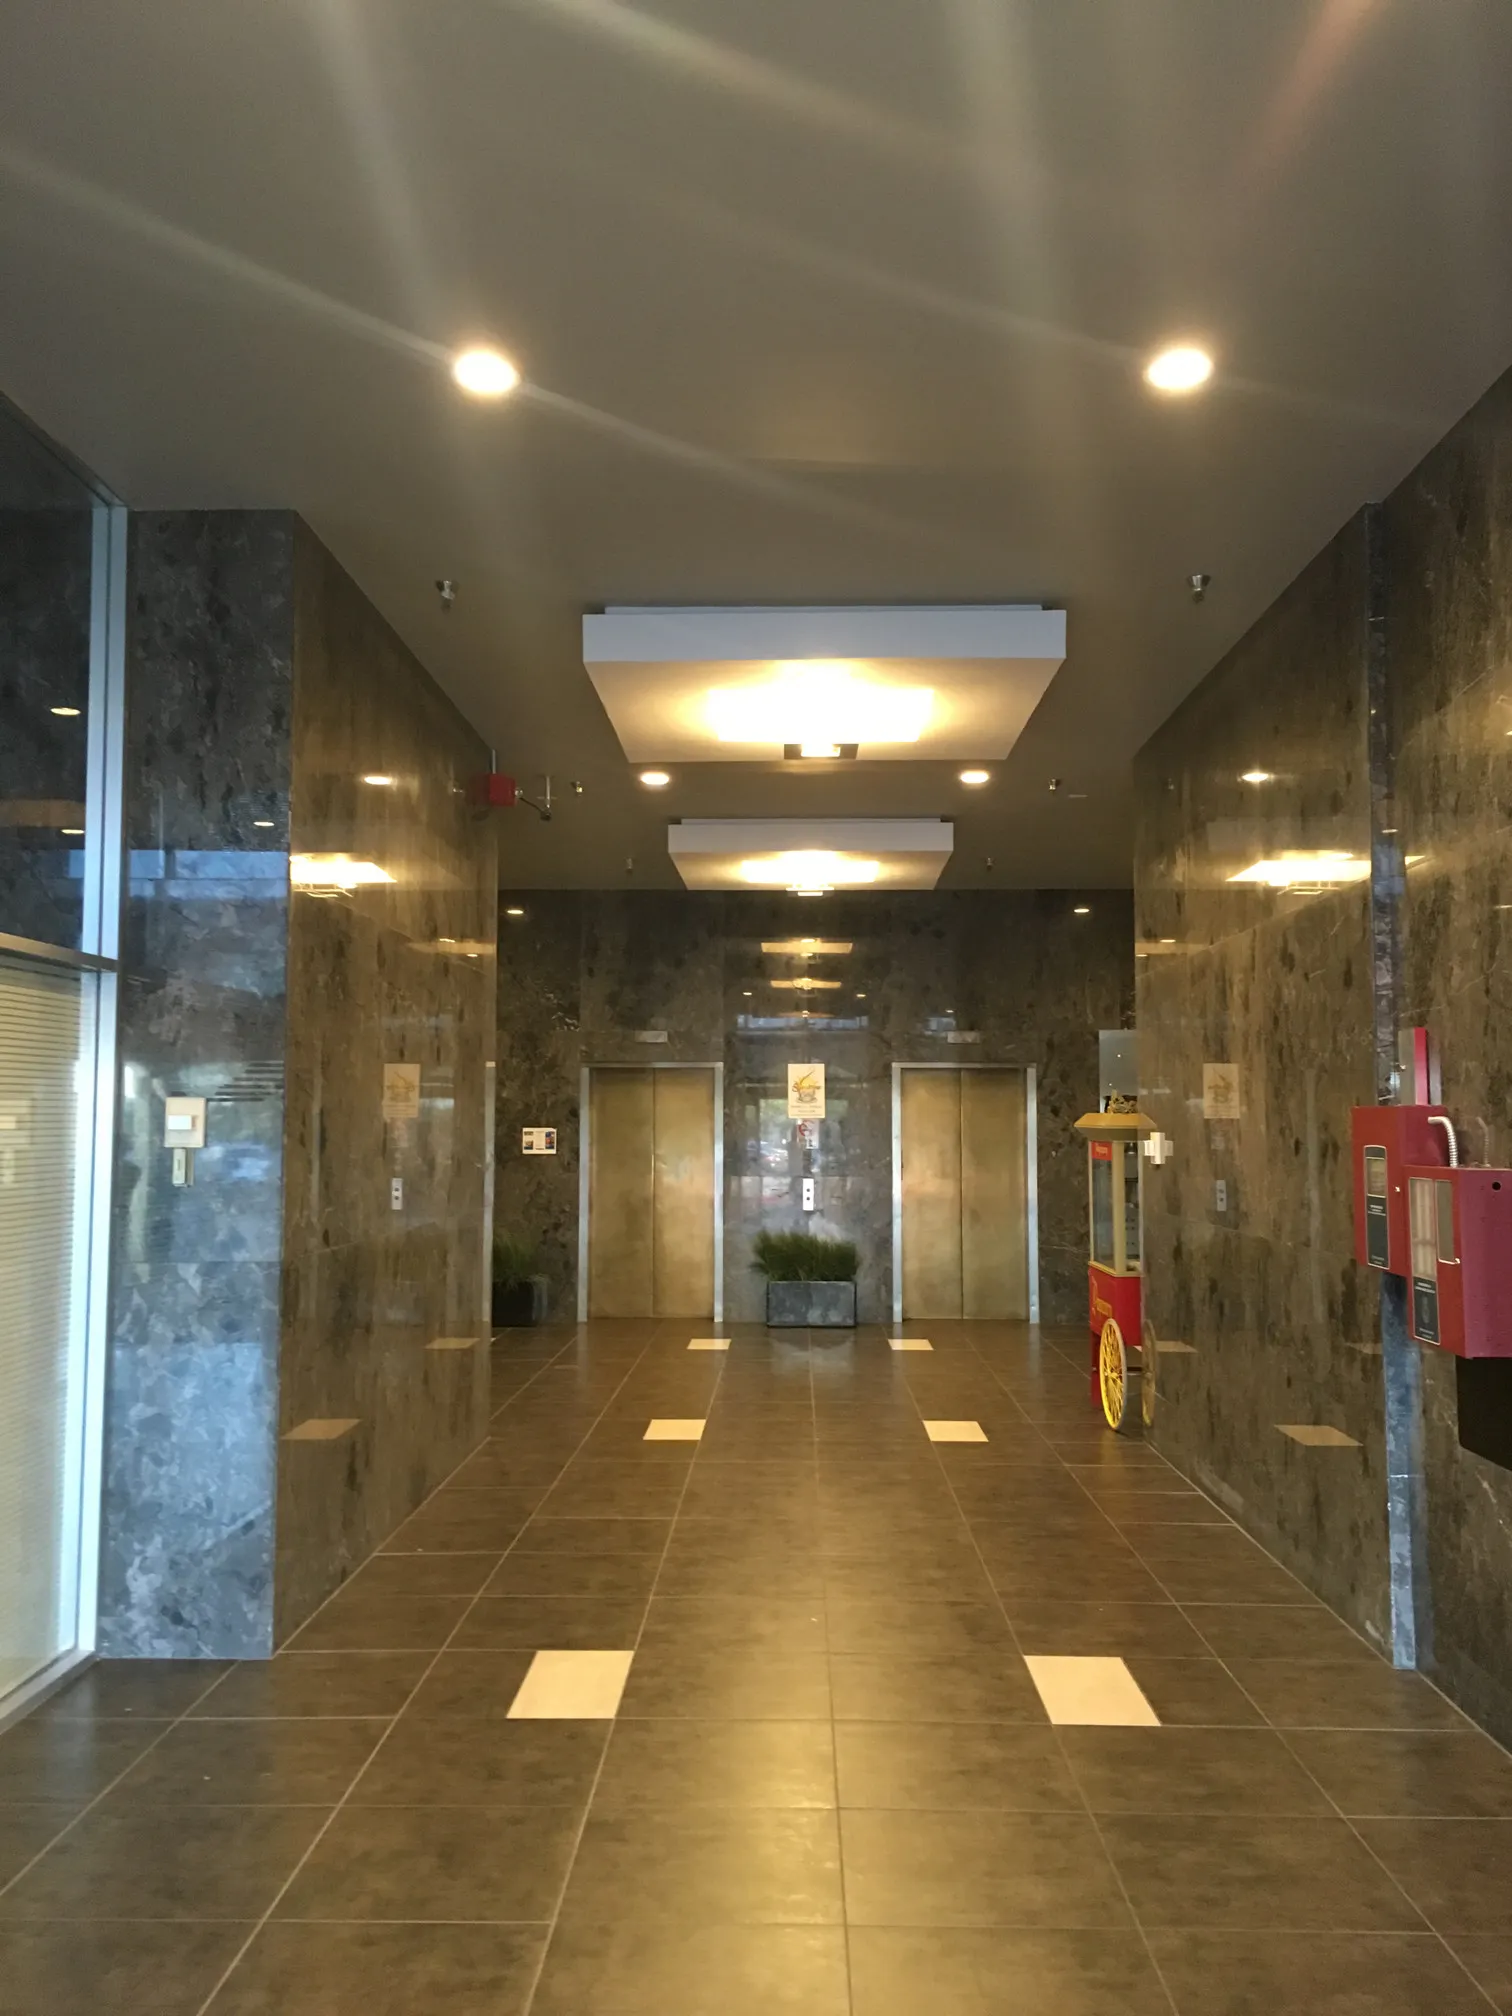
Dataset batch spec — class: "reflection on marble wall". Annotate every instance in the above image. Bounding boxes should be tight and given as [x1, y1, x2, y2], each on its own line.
[276, 529, 494, 1640]
[101, 512, 494, 1656]
[102, 512, 295, 1657]
[1134, 516, 1393, 1649]
[1387, 371, 1512, 1740]
[495, 890, 1133, 1327]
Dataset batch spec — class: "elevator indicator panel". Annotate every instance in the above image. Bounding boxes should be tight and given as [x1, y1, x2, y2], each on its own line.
[1363, 1147, 1390, 1268]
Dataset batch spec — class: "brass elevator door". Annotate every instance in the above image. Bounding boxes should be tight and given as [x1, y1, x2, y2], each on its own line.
[899, 1069, 1028, 1319]
[588, 1068, 716, 1318]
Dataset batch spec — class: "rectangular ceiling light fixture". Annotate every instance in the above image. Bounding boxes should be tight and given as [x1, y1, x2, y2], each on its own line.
[1228, 852, 1370, 890]
[669, 818, 952, 893]
[583, 605, 1065, 763]
[760, 939, 854, 956]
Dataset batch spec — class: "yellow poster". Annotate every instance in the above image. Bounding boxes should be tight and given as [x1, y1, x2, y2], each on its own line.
[787, 1062, 826, 1120]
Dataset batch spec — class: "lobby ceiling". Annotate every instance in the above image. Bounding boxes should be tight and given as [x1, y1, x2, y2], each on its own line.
[2, 1, 1511, 888]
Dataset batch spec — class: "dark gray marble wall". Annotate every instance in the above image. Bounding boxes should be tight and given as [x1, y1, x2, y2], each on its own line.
[101, 511, 494, 1656]
[102, 512, 295, 1657]
[1134, 360, 1512, 1739]
[276, 529, 495, 1640]
[1133, 517, 1393, 1651]
[494, 890, 1134, 1327]
[1386, 371, 1512, 1741]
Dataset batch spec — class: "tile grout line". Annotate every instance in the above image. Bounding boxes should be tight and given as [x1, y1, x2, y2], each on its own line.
[953, 1331, 1185, 2016]
[517, 1317, 729, 2016]
[812, 1328, 856, 2016]
[191, 1324, 660, 2015]
[0, 1659, 236, 1905]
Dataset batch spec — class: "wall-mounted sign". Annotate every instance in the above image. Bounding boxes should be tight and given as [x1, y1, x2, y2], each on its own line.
[1202, 1063, 1242, 1121]
[522, 1127, 557, 1155]
[382, 1062, 422, 1121]
[634, 1029, 669, 1044]
[946, 1031, 981, 1045]
[787, 1062, 826, 1120]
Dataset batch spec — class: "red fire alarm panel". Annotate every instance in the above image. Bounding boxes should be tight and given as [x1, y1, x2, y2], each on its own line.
[1399, 1164, 1512, 1359]
[1350, 1104, 1449, 1275]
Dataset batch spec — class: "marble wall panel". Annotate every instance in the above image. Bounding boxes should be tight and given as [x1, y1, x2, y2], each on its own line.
[494, 889, 1133, 1329]
[101, 511, 295, 1657]
[275, 528, 494, 1640]
[1133, 516, 1394, 1649]
[1387, 371, 1512, 1741]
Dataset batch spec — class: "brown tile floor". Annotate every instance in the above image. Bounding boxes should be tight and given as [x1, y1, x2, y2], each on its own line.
[1, 1319, 1510, 2013]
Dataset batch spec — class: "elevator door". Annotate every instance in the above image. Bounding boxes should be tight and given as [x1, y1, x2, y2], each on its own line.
[587, 1068, 717, 1318]
[898, 1068, 1029, 1319]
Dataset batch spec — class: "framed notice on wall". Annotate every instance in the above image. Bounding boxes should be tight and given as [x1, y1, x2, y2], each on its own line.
[1202, 1063, 1242, 1120]
[787, 1062, 826, 1120]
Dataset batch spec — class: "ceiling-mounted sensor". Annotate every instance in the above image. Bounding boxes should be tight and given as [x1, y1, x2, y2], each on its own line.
[435, 578, 458, 613]
[1189, 573, 1212, 604]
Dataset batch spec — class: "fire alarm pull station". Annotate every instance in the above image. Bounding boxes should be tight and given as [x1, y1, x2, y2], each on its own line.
[1351, 1091, 1512, 1359]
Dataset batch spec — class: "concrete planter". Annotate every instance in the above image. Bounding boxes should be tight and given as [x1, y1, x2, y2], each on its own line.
[766, 1280, 857, 1328]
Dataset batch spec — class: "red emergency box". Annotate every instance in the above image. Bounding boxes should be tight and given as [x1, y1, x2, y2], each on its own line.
[1352, 1104, 1512, 1359]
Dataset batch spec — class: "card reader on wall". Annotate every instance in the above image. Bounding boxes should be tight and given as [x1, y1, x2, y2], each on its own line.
[1351, 1102, 1512, 1358]
[163, 1097, 206, 1149]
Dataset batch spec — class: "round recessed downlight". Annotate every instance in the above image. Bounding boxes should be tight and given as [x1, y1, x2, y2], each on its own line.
[959, 768, 990, 786]
[253, 820, 275, 829]
[505, 906, 525, 918]
[452, 347, 521, 398]
[1145, 344, 1214, 394]
[1073, 905, 1091, 916]
[61, 826, 84, 836]
[1240, 769, 1273, 784]
[639, 770, 671, 789]
[362, 773, 395, 787]
[50, 705, 82, 718]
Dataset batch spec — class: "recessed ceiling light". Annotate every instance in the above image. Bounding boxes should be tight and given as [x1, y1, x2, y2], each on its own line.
[742, 990, 753, 997]
[253, 819, 275, 829]
[1240, 770, 1273, 785]
[505, 906, 525, 918]
[1229, 851, 1368, 889]
[60, 826, 84, 836]
[639, 770, 671, 789]
[1073, 905, 1091, 915]
[1145, 343, 1214, 394]
[440, 936, 456, 944]
[452, 346, 521, 398]
[362, 773, 395, 787]
[710, 665, 930, 750]
[290, 854, 393, 891]
[1160, 937, 1175, 944]
[959, 768, 990, 786]
[761, 939, 852, 956]
[50, 705, 82, 718]
[856, 991, 867, 999]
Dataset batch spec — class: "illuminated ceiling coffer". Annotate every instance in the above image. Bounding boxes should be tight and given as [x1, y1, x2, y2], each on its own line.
[582, 605, 1065, 763]
[667, 818, 953, 893]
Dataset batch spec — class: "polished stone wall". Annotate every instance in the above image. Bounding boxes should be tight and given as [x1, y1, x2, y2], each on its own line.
[494, 890, 1134, 1328]
[101, 512, 494, 1657]
[103, 511, 295, 1657]
[276, 528, 495, 1640]
[1135, 361, 1512, 1742]
[1387, 370, 1512, 1740]
[1134, 516, 1393, 1651]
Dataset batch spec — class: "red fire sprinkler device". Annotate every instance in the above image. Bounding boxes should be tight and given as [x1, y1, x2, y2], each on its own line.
[1352, 1056, 1512, 1358]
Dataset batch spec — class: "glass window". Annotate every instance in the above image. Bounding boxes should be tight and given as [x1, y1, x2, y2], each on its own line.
[1122, 1140, 1141, 1268]
[0, 401, 102, 954]
[1091, 1154, 1114, 1266]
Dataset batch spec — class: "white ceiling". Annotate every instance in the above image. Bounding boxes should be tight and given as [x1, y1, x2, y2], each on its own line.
[3, 2, 1511, 887]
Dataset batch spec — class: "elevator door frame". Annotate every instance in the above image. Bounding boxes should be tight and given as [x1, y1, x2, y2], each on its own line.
[890, 1063, 1039, 1328]
[577, 1063, 725, 1324]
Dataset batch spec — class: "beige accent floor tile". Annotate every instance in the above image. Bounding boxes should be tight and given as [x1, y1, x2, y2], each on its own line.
[283, 1418, 359, 1442]
[1025, 1655, 1161, 1727]
[645, 1419, 708, 1440]
[1277, 1424, 1361, 1448]
[508, 1649, 636, 1720]
[426, 1335, 480, 1352]
[889, 1339, 934, 1352]
[688, 1339, 731, 1351]
[924, 1420, 988, 1443]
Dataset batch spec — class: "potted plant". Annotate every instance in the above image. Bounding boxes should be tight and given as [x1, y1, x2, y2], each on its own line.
[492, 1236, 548, 1328]
[753, 1230, 859, 1328]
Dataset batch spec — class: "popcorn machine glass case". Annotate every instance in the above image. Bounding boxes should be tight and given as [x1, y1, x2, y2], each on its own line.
[1075, 1108, 1155, 1433]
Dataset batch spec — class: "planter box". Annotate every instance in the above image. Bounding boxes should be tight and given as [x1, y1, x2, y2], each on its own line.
[492, 1276, 549, 1328]
[766, 1280, 856, 1328]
